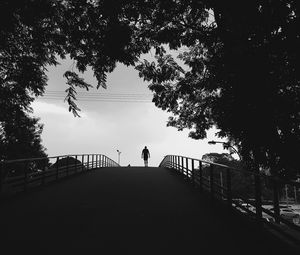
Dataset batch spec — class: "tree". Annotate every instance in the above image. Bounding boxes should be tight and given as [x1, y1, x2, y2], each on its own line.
[136, 1, 300, 178]
[0, 109, 48, 178]
[50, 156, 82, 169]
[0, 0, 151, 115]
[0, 109, 47, 161]
[0, 0, 153, 160]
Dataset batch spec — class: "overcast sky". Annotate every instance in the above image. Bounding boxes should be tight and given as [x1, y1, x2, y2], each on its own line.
[31, 54, 227, 166]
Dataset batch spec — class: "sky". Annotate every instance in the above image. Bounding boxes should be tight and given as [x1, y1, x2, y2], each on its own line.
[31, 54, 228, 167]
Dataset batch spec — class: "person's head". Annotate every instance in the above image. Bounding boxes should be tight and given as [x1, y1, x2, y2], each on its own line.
[144, 146, 147, 149]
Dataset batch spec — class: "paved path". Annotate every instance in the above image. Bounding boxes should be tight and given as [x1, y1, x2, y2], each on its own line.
[0, 167, 297, 254]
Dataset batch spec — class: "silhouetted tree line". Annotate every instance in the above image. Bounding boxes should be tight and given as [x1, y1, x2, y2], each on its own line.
[50, 156, 82, 170]
[5, 156, 82, 177]
[1, 1, 299, 179]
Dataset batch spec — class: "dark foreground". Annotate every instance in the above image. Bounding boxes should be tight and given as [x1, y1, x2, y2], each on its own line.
[0, 167, 297, 254]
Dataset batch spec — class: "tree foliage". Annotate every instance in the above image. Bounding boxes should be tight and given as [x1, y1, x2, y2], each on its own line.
[50, 156, 82, 169]
[0, 0, 153, 115]
[0, 109, 47, 161]
[0, 0, 152, 159]
[136, 1, 300, 178]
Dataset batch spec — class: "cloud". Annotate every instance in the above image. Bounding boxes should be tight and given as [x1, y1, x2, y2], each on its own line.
[31, 101, 69, 115]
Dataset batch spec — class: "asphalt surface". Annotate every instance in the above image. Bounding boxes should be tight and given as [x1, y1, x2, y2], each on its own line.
[0, 167, 298, 254]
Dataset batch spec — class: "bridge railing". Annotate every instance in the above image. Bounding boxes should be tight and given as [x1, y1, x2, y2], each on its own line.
[0, 154, 118, 196]
[160, 155, 300, 245]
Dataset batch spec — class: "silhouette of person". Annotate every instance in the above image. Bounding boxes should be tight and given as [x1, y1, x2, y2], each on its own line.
[141, 146, 150, 167]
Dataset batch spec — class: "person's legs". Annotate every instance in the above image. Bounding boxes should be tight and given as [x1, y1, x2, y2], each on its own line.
[144, 159, 148, 167]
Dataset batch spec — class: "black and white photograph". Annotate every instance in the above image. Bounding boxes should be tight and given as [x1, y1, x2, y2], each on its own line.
[0, 1, 300, 254]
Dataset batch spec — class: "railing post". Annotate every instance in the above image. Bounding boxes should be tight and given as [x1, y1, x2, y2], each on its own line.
[173, 155, 176, 169]
[186, 158, 189, 179]
[191, 159, 195, 186]
[173, 156, 175, 170]
[226, 168, 232, 208]
[181, 157, 184, 175]
[56, 156, 59, 180]
[81, 155, 84, 172]
[92, 155, 94, 169]
[254, 171, 263, 222]
[75, 155, 78, 173]
[87, 155, 90, 170]
[209, 164, 214, 199]
[174, 156, 177, 170]
[272, 177, 280, 224]
[199, 161, 203, 192]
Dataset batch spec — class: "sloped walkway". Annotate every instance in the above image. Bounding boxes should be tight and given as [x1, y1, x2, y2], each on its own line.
[0, 167, 297, 254]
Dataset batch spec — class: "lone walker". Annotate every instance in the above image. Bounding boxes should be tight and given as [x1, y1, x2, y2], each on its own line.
[141, 146, 150, 167]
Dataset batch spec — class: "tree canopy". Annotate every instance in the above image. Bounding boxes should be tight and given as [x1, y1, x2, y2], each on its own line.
[136, 1, 300, 178]
[0, 107, 47, 161]
[0, 0, 152, 160]
[1, 1, 299, 178]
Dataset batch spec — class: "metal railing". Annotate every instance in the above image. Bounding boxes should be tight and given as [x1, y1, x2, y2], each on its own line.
[0, 154, 119, 196]
[160, 155, 300, 245]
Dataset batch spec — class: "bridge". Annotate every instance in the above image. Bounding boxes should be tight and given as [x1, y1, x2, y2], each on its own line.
[0, 154, 299, 254]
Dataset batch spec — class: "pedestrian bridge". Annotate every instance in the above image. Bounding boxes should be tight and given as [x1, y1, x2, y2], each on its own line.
[0, 154, 299, 254]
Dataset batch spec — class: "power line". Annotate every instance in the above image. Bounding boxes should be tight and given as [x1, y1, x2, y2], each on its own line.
[45, 90, 153, 96]
[38, 90, 154, 103]
[40, 98, 153, 103]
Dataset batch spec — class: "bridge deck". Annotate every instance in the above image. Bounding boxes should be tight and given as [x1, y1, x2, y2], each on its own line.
[0, 167, 296, 254]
